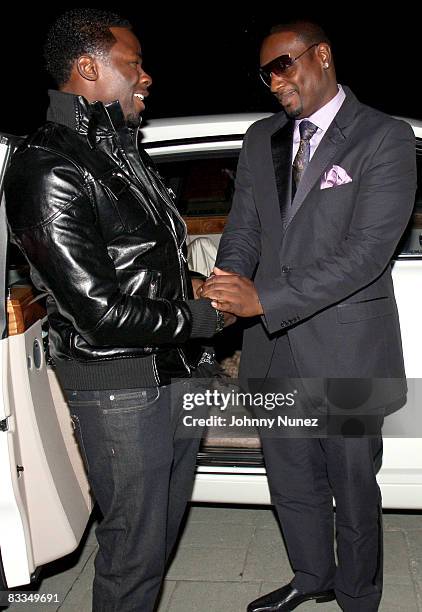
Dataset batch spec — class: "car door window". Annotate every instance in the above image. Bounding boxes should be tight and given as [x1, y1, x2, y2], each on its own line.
[154, 152, 239, 218]
[397, 139, 422, 257]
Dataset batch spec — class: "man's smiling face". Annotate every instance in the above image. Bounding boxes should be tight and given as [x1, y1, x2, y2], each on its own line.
[94, 27, 152, 127]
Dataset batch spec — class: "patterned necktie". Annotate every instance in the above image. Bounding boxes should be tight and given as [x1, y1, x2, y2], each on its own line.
[292, 120, 318, 187]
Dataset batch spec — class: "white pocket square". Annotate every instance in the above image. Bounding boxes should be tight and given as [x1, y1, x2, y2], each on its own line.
[320, 165, 352, 189]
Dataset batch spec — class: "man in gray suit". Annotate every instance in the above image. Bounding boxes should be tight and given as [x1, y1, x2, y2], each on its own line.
[201, 20, 416, 612]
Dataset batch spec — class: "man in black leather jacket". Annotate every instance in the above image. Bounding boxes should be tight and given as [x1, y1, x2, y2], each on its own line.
[5, 9, 229, 611]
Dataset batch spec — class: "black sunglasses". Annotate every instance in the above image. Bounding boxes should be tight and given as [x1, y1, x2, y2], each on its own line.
[259, 43, 319, 88]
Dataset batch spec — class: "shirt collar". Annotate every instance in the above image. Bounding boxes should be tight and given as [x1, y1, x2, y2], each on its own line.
[294, 84, 346, 139]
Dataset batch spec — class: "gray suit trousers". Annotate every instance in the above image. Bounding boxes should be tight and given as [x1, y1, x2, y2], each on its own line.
[259, 334, 383, 612]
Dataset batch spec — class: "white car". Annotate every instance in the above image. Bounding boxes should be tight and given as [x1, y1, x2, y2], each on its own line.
[1, 113, 421, 589]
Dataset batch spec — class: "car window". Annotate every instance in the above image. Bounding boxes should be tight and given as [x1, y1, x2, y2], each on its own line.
[155, 152, 239, 217]
[415, 139, 422, 212]
[397, 139, 422, 257]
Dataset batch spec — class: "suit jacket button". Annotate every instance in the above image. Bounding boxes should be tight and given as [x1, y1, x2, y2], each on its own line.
[281, 265, 290, 273]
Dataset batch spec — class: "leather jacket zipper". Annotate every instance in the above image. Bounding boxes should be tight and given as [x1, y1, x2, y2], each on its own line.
[114, 128, 191, 375]
[115, 130, 188, 299]
[141, 161, 189, 300]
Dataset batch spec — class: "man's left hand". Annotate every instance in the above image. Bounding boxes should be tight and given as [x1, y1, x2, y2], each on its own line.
[191, 277, 204, 299]
[201, 268, 263, 317]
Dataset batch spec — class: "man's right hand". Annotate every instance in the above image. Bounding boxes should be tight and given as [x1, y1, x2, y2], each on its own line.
[196, 267, 237, 327]
[196, 266, 237, 298]
[215, 269, 237, 326]
[201, 267, 263, 317]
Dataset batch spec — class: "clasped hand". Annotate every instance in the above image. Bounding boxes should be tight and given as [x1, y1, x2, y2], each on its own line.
[199, 267, 263, 317]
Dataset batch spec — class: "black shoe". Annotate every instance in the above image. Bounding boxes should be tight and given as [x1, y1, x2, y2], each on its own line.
[247, 583, 335, 611]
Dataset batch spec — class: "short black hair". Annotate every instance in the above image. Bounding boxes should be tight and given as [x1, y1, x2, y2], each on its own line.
[269, 20, 331, 47]
[44, 9, 132, 87]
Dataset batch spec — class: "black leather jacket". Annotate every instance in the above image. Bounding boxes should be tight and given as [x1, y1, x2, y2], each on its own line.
[5, 90, 219, 389]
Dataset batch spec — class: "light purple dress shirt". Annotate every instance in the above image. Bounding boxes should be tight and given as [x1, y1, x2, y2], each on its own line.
[292, 85, 346, 163]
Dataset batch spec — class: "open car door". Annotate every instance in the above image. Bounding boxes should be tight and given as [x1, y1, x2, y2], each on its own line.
[0, 134, 92, 590]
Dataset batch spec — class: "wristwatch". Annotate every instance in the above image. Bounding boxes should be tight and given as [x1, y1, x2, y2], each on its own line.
[215, 308, 225, 333]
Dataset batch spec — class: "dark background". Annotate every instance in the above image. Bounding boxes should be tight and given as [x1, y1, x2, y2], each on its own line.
[1, 7, 421, 135]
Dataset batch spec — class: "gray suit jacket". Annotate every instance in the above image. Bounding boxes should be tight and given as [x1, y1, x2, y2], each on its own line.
[216, 88, 417, 394]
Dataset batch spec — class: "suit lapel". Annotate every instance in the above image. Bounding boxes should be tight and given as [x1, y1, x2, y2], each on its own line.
[285, 87, 359, 229]
[271, 119, 294, 233]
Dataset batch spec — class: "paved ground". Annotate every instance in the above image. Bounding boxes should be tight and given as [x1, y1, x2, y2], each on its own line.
[2, 505, 422, 611]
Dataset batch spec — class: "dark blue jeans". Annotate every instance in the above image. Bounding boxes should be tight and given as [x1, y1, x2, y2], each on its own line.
[64, 381, 203, 612]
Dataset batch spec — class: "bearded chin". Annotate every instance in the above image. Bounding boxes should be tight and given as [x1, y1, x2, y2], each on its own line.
[285, 103, 303, 118]
[126, 113, 141, 128]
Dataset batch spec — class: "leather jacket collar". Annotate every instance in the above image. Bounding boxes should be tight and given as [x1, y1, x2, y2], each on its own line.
[47, 89, 130, 146]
